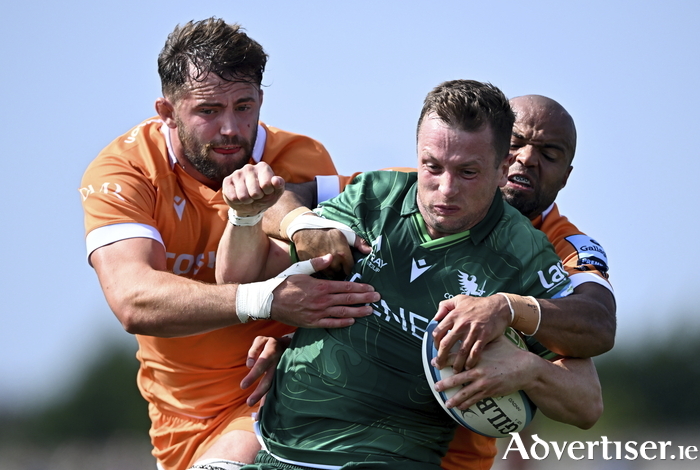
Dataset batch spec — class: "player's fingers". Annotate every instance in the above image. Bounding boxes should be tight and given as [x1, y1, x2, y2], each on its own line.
[431, 316, 455, 347]
[255, 164, 278, 196]
[354, 236, 372, 255]
[245, 364, 277, 407]
[312, 317, 357, 329]
[241, 166, 267, 201]
[271, 175, 286, 195]
[435, 330, 460, 369]
[309, 253, 333, 272]
[244, 336, 268, 369]
[433, 298, 455, 322]
[465, 339, 485, 370]
[322, 303, 375, 318]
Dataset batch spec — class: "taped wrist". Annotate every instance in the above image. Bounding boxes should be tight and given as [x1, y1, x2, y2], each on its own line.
[228, 207, 265, 227]
[279, 206, 314, 240]
[497, 292, 542, 336]
[235, 259, 319, 323]
[285, 213, 357, 246]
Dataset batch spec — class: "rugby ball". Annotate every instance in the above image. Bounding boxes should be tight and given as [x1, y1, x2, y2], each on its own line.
[422, 321, 536, 438]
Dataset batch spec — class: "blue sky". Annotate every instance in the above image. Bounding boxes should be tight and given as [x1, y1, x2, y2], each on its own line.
[1, 1, 698, 407]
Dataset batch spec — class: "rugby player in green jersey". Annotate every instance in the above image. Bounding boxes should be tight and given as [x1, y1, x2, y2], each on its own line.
[215, 80, 603, 470]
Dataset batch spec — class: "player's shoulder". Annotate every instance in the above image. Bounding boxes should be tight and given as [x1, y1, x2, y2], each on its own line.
[352, 169, 416, 185]
[349, 170, 417, 199]
[87, 118, 169, 174]
[543, 204, 610, 273]
[260, 122, 327, 152]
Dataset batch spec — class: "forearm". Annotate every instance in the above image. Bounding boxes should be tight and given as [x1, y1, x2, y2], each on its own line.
[262, 181, 317, 239]
[216, 222, 273, 284]
[534, 283, 616, 357]
[523, 356, 603, 429]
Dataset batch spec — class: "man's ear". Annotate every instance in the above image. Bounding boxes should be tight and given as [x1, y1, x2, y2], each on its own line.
[497, 153, 515, 187]
[560, 165, 573, 190]
[155, 98, 177, 128]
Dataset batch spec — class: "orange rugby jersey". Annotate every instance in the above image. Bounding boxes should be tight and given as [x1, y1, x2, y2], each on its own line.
[80, 118, 337, 418]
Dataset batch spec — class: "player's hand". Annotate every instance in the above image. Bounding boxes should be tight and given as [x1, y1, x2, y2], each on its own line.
[434, 334, 534, 410]
[431, 294, 511, 371]
[292, 228, 372, 280]
[271, 254, 380, 328]
[241, 335, 293, 406]
[222, 162, 285, 217]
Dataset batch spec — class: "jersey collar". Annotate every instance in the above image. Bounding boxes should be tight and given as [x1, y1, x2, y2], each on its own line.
[530, 202, 556, 230]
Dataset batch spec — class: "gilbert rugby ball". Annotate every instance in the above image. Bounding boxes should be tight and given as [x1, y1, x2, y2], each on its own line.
[422, 321, 536, 438]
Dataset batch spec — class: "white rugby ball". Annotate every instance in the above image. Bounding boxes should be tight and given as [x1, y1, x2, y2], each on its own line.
[422, 321, 536, 438]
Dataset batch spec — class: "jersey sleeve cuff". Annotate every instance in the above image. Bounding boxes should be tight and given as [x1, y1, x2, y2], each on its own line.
[569, 271, 614, 294]
[85, 223, 164, 266]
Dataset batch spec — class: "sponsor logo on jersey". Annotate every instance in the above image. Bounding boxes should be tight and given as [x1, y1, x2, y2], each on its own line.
[410, 258, 433, 282]
[565, 234, 609, 273]
[537, 261, 569, 291]
[371, 299, 431, 340]
[79, 182, 126, 202]
[366, 235, 388, 272]
[458, 271, 486, 296]
[166, 251, 216, 275]
[123, 119, 161, 144]
[174, 196, 186, 221]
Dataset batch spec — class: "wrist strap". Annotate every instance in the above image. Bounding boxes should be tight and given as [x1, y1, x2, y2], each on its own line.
[228, 208, 265, 227]
[497, 292, 541, 336]
[279, 206, 314, 240]
[286, 214, 357, 246]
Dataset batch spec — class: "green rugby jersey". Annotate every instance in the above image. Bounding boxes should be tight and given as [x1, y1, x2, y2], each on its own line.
[257, 171, 572, 468]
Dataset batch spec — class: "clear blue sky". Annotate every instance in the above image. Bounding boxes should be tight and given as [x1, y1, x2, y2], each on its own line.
[1, 1, 698, 407]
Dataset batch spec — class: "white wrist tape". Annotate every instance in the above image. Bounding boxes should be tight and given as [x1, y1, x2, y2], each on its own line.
[285, 214, 357, 246]
[228, 208, 265, 227]
[234, 259, 318, 323]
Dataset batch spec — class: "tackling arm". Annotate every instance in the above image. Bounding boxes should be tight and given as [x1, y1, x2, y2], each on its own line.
[533, 282, 616, 357]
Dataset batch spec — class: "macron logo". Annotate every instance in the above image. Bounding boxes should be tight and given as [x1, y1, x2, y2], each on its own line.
[410, 258, 433, 283]
[174, 196, 186, 221]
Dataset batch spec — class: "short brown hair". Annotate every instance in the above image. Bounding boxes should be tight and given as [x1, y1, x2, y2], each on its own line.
[157, 18, 268, 100]
[417, 80, 515, 161]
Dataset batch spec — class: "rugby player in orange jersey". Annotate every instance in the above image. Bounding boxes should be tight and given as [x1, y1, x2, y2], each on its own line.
[80, 18, 380, 470]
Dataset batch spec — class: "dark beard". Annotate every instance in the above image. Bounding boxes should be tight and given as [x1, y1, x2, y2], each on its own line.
[177, 124, 256, 184]
[501, 187, 540, 220]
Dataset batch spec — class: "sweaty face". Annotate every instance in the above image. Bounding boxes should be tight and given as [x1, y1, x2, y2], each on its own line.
[501, 97, 575, 219]
[416, 115, 509, 239]
[170, 73, 262, 186]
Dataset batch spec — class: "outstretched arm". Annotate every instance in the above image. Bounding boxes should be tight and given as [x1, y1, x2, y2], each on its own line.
[431, 281, 615, 371]
[92, 164, 379, 337]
